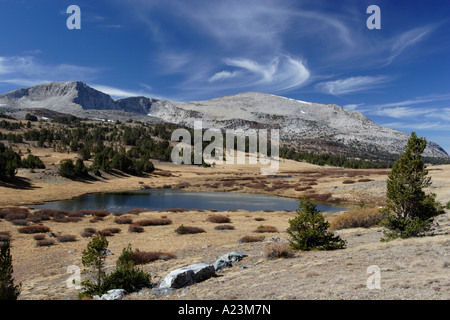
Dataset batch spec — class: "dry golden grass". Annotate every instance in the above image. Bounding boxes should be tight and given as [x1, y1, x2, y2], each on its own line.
[329, 207, 387, 230]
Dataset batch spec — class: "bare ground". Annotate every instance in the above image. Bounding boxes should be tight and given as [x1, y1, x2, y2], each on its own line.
[1, 157, 449, 300]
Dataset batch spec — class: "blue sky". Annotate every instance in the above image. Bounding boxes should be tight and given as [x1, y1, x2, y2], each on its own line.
[0, 0, 449, 154]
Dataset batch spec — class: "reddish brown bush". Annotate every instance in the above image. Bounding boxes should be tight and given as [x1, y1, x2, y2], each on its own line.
[35, 209, 69, 217]
[214, 225, 235, 230]
[206, 215, 231, 223]
[57, 235, 77, 243]
[0, 207, 30, 219]
[357, 178, 374, 183]
[0, 233, 11, 242]
[127, 208, 153, 215]
[132, 251, 176, 265]
[33, 234, 46, 241]
[103, 228, 121, 234]
[128, 224, 145, 233]
[114, 217, 133, 224]
[254, 217, 265, 221]
[97, 229, 114, 237]
[342, 180, 356, 184]
[81, 228, 97, 238]
[36, 239, 55, 247]
[253, 225, 278, 233]
[239, 235, 263, 243]
[11, 219, 28, 226]
[136, 218, 172, 226]
[53, 216, 82, 223]
[162, 208, 188, 213]
[175, 225, 206, 235]
[18, 225, 51, 234]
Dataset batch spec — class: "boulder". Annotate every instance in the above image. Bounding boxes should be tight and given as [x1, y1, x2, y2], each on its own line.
[93, 289, 126, 300]
[213, 251, 248, 272]
[159, 263, 216, 289]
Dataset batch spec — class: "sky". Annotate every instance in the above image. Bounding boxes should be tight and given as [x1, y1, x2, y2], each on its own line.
[0, 0, 449, 154]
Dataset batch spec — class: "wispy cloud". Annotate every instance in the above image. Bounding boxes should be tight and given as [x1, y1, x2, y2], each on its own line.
[386, 25, 436, 65]
[208, 71, 239, 83]
[316, 76, 390, 95]
[0, 55, 99, 87]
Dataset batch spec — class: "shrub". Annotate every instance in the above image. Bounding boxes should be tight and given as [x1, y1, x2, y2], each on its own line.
[136, 218, 172, 226]
[342, 180, 356, 184]
[254, 217, 265, 221]
[36, 239, 55, 247]
[18, 225, 50, 234]
[103, 228, 121, 234]
[53, 217, 82, 223]
[163, 208, 188, 213]
[126, 208, 152, 215]
[265, 243, 295, 260]
[128, 224, 144, 233]
[81, 228, 97, 238]
[114, 217, 133, 224]
[253, 225, 278, 233]
[0, 207, 30, 219]
[35, 209, 69, 217]
[175, 224, 206, 235]
[287, 197, 346, 251]
[214, 225, 235, 230]
[4, 212, 28, 221]
[0, 241, 21, 299]
[329, 207, 387, 230]
[21, 154, 45, 169]
[132, 251, 176, 265]
[11, 219, 28, 226]
[206, 215, 231, 223]
[102, 244, 151, 294]
[33, 234, 46, 241]
[446, 201, 450, 210]
[57, 235, 77, 243]
[239, 235, 263, 243]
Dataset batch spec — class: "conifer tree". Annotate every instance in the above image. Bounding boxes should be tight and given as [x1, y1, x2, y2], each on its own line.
[287, 197, 346, 251]
[380, 132, 444, 240]
[0, 241, 21, 300]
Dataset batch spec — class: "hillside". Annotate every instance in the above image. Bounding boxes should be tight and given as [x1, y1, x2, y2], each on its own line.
[0, 81, 448, 161]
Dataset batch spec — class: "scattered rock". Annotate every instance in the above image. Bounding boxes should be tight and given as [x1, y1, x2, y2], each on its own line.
[93, 289, 126, 300]
[213, 251, 248, 272]
[159, 263, 216, 289]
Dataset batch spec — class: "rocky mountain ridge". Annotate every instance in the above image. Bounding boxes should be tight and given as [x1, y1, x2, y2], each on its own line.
[0, 81, 448, 160]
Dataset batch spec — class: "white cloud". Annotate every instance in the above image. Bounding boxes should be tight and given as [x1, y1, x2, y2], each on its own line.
[387, 25, 436, 65]
[208, 71, 239, 83]
[225, 55, 310, 91]
[343, 103, 364, 111]
[374, 106, 436, 119]
[0, 55, 99, 87]
[90, 84, 154, 99]
[316, 76, 389, 95]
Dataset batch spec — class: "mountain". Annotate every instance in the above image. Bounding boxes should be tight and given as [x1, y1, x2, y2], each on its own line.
[0, 81, 448, 160]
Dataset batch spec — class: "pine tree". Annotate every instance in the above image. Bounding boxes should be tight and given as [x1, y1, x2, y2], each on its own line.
[0, 241, 21, 300]
[79, 233, 109, 297]
[380, 132, 444, 240]
[287, 197, 346, 251]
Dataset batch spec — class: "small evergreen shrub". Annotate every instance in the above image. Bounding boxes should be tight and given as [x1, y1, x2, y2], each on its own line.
[287, 197, 346, 251]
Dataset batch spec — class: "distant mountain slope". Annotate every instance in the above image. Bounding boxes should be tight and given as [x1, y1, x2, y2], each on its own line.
[0, 81, 448, 160]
